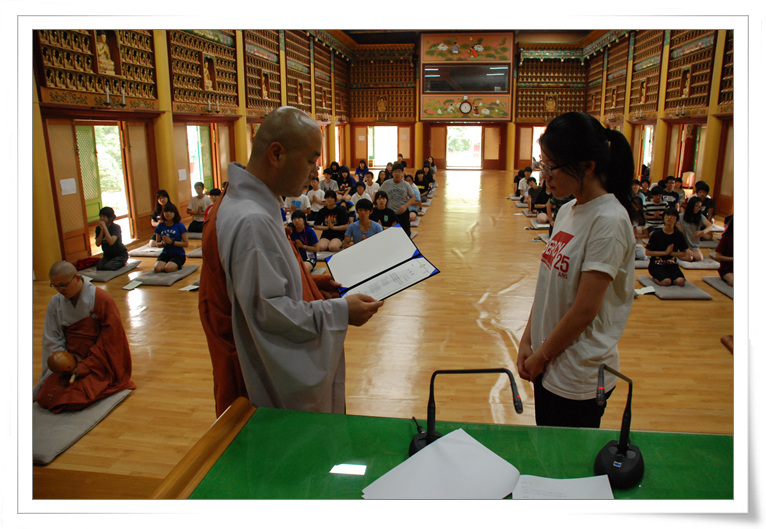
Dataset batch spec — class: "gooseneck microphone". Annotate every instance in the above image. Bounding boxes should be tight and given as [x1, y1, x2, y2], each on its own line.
[593, 363, 644, 489]
[409, 368, 523, 457]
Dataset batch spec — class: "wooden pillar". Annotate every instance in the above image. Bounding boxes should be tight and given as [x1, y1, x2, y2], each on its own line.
[32, 73, 61, 279]
[233, 31, 250, 164]
[414, 122, 424, 167]
[506, 122, 516, 173]
[152, 30, 178, 200]
[599, 50, 608, 121]
[279, 31, 288, 107]
[650, 31, 672, 183]
[621, 33, 635, 150]
[698, 30, 728, 187]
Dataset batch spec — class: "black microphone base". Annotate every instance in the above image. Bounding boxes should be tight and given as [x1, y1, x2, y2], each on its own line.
[594, 440, 644, 489]
[409, 431, 442, 457]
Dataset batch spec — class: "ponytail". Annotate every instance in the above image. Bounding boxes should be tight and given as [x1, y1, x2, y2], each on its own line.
[539, 112, 637, 222]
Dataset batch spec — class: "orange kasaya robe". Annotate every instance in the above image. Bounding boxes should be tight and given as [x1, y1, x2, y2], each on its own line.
[199, 189, 334, 417]
[36, 288, 136, 413]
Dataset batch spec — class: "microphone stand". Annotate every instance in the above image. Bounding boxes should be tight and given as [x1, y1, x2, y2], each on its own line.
[594, 363, 644, 489]
[409, 368, 523, 457]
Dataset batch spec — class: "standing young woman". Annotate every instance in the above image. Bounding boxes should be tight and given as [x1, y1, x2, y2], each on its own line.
[516, 112, 637, 428]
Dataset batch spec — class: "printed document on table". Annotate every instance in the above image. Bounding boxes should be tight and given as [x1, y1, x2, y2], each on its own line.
[326, 226, 439, 300]
[512, 475, 614, 499]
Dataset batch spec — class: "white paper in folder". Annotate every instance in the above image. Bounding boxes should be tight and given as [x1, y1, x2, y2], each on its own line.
[325, 226, 439, 300]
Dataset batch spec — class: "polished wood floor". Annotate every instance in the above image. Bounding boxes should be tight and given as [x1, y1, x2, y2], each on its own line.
[29, 169, 735, 499]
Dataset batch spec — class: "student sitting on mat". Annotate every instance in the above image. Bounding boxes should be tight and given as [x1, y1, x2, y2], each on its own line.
[153, 202, 188, 273]
[370, 190, 398, 230]
[690, 181, 716, 236]
[531, 180, 551, 223]
[314, 190, 349, 253]
[363, 171, 380, 200]
[150, 189, 173, 246]
[95, 206, 129, 271]
[306, 175, 326, 223]
[546, 193, 574, 235]
[404, 174, 421, 222]
[644, 186, 666, 235]
[523, 176, 542, 205]
[679, 196, 714, 261]
[288, 210, 320, 273]
[712, 216, 733, 287]
[630, 196, 649, 261]
[343, 198, 383, 249]
[335, 165, 357, 203]
[645, 207, 693, 286]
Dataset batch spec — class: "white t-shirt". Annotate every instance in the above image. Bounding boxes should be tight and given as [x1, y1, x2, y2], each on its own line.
[530, 193, 634, 400]
[284, 195, 310, 212]
[307, 189, 325, 212]
[349, 191, 372, 207]
[365, 182, 380, 198]
[189, 194, 213, 222]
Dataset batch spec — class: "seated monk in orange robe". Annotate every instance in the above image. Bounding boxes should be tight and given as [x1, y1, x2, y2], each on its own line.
[36, 261, 135, 413]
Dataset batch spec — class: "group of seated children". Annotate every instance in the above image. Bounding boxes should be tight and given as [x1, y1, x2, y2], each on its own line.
[631, 177, 725, 288]
[514, 167, 572, 233]
[283, 157, 437, 271]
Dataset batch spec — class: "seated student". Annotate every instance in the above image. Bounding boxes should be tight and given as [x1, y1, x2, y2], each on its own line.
[343, 198, 383, 249]
[328, 161, 340, 178]
[306, 175, 326, 222]
[153, 202, 189, 273]
[187, 181, 212, 233]
[517, 170, 531, 198]
[36, 260, 135, 413]
[404, 174, 422, 221]
[335, 166, 357, 202]
[348, 181, 372, 217]
[319, 168, 339, 193]
[661, 177, 681, 209]
[631, 196, 649, 260]
[522, 176, 541, 205]
[640, 179, 651, 197]
[314, 190, 349, 253]
[204, 188, 222, 221]
[425, 155, 437, 176]
[384, 162, 394, 181]
[288, 210, 320, 272]
[94, 206, 128, 271]
[379, 162, 415, 236]
[531, 180, 551, 223]
[150, 190, 173, 246]
[363, 171, 380, 199]
[631, 179, 645, 204]
[546, 193, 574, 235]
[692, 181, 716, 235]
[421, 164, 435, 191]
[413, 168, 433, 197]
[678, 196, 715, 261]
[512, 169, 526, 197]
[396, 153, 407, 170]
[712, 216, 733, 286]
[370, 190, 397, 229]
[284, 184, 311, 217]
[645, 207, 693, 286]
[376, 170, 387, 186]
[644, 186, 667, 234]
[354, 160, 369, 180]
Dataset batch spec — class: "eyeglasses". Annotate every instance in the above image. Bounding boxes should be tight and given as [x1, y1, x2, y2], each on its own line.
[50, 275, 77, 289]
[538, 161, 571, 176]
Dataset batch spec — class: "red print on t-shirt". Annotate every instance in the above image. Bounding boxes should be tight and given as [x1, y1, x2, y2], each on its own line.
[541, 231, 574, 274]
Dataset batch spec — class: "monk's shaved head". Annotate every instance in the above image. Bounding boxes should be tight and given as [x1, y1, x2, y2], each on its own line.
[49, 260, 77, 278]
[246, 106, 322, 197]
[250, 106, 319, 160]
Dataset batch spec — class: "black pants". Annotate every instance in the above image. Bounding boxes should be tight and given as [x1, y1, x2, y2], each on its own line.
[396, 211, 411, 236]
[533, 376, 613, 428]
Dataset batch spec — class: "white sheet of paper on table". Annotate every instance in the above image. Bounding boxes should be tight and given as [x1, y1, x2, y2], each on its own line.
[362, 429, 520, 499]
[512, 474, 614, 499]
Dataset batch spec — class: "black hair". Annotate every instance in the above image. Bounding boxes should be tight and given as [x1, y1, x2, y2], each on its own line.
[194, 181, 205, 190]
[98, 206, 116, 222]
[415, 169, 425, 178]
[358, 160, 367, 167]
[355, 198, 374, 211]
[152, 189, 173, 219]
[524, 166, 533, 172]
[209, 188, 222, 196]
[651, 186, 664, 196]
[632, 179, 641, 186]
[538, 112, 636, 221]
[323, 168, 333, 175]
[339, 165, 350, 174]
[374, 190, 388, 204]
[422, 164, 431, 174]
[356, 181, 366, 189]
[324, 190, 337, 200]
[291, 209, 306, 220]
[683, 195, 703, 225]
[695, 180, 710, 193]
[392, 162, 404, 172]
[162, 202, 182, 224]
[330, 161, 339, 171]
[663, 206, 680, 219]
[630, 196, 645, 224]
[528, 177, 537, 184]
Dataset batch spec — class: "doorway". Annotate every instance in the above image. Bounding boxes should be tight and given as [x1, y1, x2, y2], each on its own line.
[186, 125, 214, 193]
[446, 126, 482, 168]
[75, 123, 133, 254]
[367, 126, 398, 168]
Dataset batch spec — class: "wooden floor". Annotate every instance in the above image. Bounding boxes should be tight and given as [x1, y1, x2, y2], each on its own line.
[29, 169, 735, 499]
